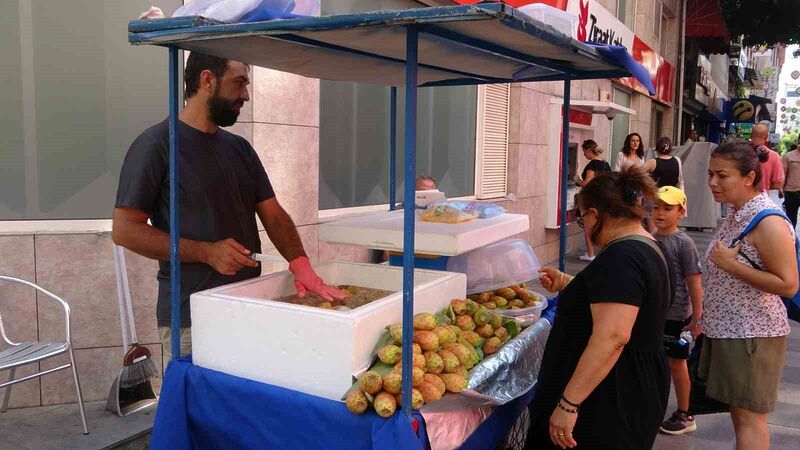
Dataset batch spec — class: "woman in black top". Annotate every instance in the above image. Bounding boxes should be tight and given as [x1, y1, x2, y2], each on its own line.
[575, 140, 611, 262]
[525, 168, 671, 450]
[644, 137, 683, 188]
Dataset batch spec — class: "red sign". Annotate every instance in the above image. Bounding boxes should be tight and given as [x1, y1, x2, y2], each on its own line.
[569, 109, 593, 126]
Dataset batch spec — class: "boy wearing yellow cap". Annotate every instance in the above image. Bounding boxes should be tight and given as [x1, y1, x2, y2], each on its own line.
[653, 186, 703, 435]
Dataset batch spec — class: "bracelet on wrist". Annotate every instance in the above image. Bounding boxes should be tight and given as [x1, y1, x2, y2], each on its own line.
[556, 402, 578, 414]
[560, 394, 581, 409]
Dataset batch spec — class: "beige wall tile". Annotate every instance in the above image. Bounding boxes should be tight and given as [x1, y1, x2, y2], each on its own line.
[39, 346, 162, 405]
[253, 123, 319, 227]
[508, 144, 538, 199]
[0, 235, 38, 344]
[120, 247, 161, 346]
[318, 241, 373, 264]
[253, 68, 319, 127]
[1, 364, 41, 409]
[224, 121, 253, 145]
[35, 234, 121, 349]
[508, 86, 522, 145]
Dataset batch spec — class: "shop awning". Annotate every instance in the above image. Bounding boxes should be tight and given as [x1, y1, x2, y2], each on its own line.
[129, 3, 655, 92]
[686, 0, 731, 54]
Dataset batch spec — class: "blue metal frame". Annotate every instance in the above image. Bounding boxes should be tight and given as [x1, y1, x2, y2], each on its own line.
[389, 87, 397, 211]
[399, 27, 418, 419]
[558, 79, 571, 272]
[168, 47, 181, 360]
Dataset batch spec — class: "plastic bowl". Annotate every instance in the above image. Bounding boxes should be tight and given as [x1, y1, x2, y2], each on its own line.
[446, 239, 542, 294]
[497, 291, 548, 327]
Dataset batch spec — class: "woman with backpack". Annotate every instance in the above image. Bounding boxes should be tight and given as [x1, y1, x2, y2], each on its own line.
[705, 139, 798, 450]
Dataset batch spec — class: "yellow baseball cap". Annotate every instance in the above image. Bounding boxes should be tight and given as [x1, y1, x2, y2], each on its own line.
[656, 186, 687, 209]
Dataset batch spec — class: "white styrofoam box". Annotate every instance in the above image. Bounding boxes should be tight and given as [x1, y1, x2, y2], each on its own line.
[191, 262, 466, 401]
[518, 4, 578, 37]
[319, 211, 529, 256]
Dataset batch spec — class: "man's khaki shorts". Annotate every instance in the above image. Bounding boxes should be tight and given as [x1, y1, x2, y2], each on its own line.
[159, 326, 192, 363]
[699, 335, 787, 413]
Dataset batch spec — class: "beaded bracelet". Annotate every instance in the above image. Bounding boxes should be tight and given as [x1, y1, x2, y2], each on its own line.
[556, 402, 577, 414]
[560, 394, 582, 409]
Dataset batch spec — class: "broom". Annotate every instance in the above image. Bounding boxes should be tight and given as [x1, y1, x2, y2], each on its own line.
[114, 244, 159, 388]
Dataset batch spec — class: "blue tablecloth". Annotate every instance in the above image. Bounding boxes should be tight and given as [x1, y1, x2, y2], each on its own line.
[150, 297, 559, 450]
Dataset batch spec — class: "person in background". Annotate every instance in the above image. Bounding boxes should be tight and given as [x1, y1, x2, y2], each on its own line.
[684, 129, 699, 146]
[750, 124, 784, 195]
[644, 137, 684, 189]
[113, 52, 345, 360]
[781, 143, 800, 227]
[574, 139, 611, 262]
[652, 186, 703, 436]
[614, 132, 645, 172]
[704, 139, 796, 450]
[415, 176, 437, 191]
[524, 168, 670, 450]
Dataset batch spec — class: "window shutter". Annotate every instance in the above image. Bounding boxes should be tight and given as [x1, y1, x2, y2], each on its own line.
[475, 84, 510, 199]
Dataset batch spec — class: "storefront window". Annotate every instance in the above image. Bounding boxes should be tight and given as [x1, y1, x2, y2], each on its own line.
[0, 0, 182, 220]
[318, 82, 477, 210]
[610, 88, 632, 168]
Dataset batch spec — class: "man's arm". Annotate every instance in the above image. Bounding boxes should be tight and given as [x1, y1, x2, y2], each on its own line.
[112, 207, 257, 276]
[255, 198, 306, 262]
[772, 153, 785, 192]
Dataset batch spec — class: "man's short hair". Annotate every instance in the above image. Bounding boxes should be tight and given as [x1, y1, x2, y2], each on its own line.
[184, 52, 231, 100]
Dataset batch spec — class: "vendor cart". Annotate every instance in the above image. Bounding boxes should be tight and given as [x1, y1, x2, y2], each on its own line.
[128, 3, 654, 449]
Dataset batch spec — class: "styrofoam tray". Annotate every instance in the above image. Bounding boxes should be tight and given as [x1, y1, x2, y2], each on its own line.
[319, 210, 529, 256]
[190, 262, 466, 401]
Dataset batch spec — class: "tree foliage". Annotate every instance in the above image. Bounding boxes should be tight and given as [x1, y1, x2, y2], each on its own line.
[717, 1, 800, 46]
[776, 131, 799, 155]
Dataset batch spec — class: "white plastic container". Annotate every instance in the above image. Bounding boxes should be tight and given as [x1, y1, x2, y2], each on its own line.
[319, 210, 529, 256]
[446, 239, 542, 294]
[518, 3, 578, 37]
[497, 292, 548, 327]
[190, 262, 466, 401]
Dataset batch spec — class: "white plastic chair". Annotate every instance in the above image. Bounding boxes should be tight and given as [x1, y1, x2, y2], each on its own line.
[0, 275, 88, 434]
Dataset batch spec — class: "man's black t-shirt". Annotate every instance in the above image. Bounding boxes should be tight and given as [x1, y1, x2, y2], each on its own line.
[526, 239, 670, 450]
[115, 119, 275, 327]
[581, 159, 611, 181]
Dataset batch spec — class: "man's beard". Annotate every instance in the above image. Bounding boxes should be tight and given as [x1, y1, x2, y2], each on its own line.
[208, 89, 242, 127]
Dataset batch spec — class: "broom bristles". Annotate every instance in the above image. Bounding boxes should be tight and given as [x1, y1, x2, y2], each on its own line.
[120, 355, 159, 388]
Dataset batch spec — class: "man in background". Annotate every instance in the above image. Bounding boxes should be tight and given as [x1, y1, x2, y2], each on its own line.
[751, 124, 784, 195]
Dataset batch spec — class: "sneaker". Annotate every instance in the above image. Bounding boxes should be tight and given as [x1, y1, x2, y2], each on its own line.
[579, 254, 595, 262]
[660, 410, 697, 435]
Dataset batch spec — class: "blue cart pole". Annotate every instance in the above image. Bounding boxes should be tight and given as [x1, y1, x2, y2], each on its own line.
[168, 47, 182, 360]
[389, 86, 398, 211]
[558, 79, 571, 272]
[400, 26, 418, 419]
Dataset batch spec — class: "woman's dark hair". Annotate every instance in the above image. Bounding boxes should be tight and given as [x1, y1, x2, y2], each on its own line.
[710, 139, 764, 188]
[655, 137, 672, 155]
[622, 133, 645, 159]
[582, 139, 598, 150]
[579, 167, 656, 243]
[184, 52, 232, 100]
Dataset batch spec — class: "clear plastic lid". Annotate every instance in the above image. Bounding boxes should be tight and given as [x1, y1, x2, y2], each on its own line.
[446, 239, 542, 294]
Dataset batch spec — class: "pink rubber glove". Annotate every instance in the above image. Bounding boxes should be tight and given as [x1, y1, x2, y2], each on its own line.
[288, 256, 347, 302]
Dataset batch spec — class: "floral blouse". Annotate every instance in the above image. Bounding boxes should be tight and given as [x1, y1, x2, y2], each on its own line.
[702, 193, 792, 338]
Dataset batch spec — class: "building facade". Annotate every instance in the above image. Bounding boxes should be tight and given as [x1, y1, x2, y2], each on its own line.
[0, 0, 680, 408]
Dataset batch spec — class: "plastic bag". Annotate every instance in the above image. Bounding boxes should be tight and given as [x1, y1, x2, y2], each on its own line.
[446, 200, 506, 219]
[419, 201, 479, 224]
[173, 0, 319, 22]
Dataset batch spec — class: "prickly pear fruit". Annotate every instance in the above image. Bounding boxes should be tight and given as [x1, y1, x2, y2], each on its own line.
[378, 344, 402, 365]
[450, 299, 467, 315]
[382, 371, 403, 395]
[444, 343, 472, 367]
[417, 382, 442, 403]
[448, 324, 462, 338]
[424, 351, 444, 374]
[476, 323, 495, 339]
[437, 349, 460, 373]
[433, 325, 457, 346]
[483, 336, 502, 355]
[504, 320, 522, 339]
[510, 299, 525, 308]
[465, 300, 480, 316]
[495, 327, 509, 342]
[389, 324, 403, 345]
[440, 373, 468, 393]
[412, 367, 425, 387]
[453, 365, 468, 378]
[455, 315, 476, 332]
[495, 287, 516, 300]
[360, 371, 383, 395]
[490, 314, 503, 329]
[483, 301, 497, 310]
[494, 297, 508, 308]
[346, 389, 369, 414]
[374, 392, 397, 418]
[413, 313, 437, 331]
[424, 373, 446, 396]
[414, 330, 440, 352]
[473, 308, 492, 326]
[477, 292, 493, 303]
[395, 388, 424, 410]
[460, 331, 485, 349]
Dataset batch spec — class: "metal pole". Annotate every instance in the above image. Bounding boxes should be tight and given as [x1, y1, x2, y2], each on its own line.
[559, 79, 571, 272]
[390, 86, 398, 211]
[168, 47, 181, 361]
[400, 26, 418, 419]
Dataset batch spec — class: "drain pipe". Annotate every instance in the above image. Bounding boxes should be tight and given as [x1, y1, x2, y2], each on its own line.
[676, 0, 687, 142]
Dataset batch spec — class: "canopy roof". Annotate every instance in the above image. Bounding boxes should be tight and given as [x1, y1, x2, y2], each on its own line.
[129, 3, 654, 90]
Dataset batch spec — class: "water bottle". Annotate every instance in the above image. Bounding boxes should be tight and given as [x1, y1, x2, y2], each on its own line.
[678, 330, 693, 346]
